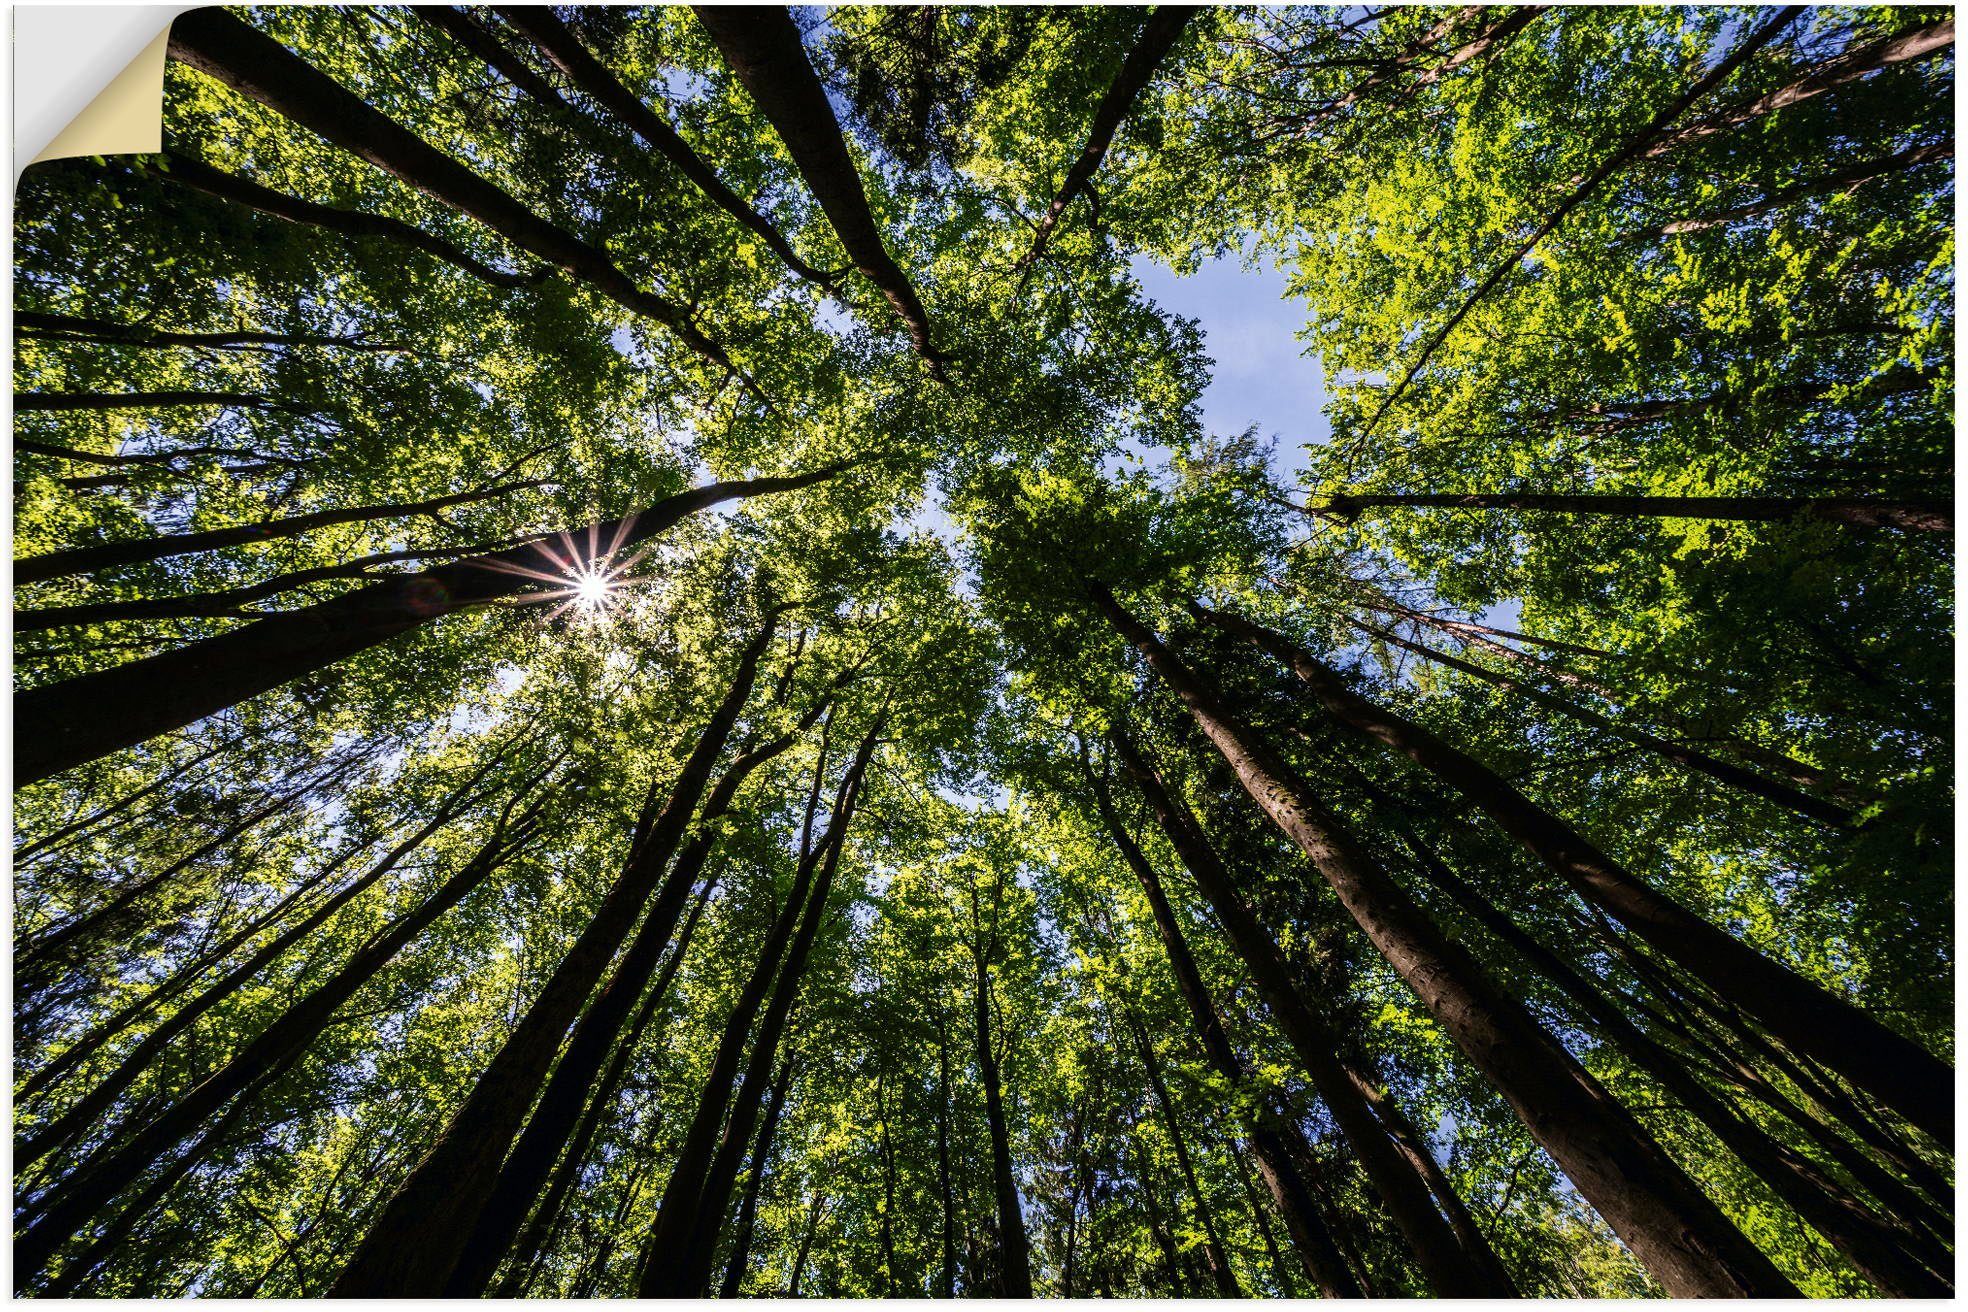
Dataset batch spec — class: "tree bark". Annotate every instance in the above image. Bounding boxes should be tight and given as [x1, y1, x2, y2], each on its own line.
[1301, 490, 1950, 533]
[1123, 1010, 1242, 1296]
[166, 8, 731, 367]
[326, 620, 777, 1295]
[496, 7, 838, 293]
[719, 1050, 797, 1298]
[691, 6, 945, 374]
[1091, 584, 1800, 1297]
[16, 464, 839, 785]
[16, 477, 544, 586]
[966, 876, 1036, 1297]
[442, 713, 817, 1295]
[1199, 601, 1950, 1149]
[14, 803, 545, 1283]
[934, 1010, 959, 1298]
[1086, 760, 1363, 1298]
[15, 389, 301, 413]
[1021, 8, 1193, 272]
[1104, 729, 1509, 1296]
[1402, 828, 1953, 1297]
[153, 152, 547, 288]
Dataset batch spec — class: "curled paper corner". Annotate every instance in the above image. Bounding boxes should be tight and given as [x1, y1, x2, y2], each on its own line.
[16, 5, 199, 179]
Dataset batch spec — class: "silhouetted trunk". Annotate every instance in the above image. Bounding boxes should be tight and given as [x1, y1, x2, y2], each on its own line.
[690, 6, 944, 373]
[935, 1011, 959, 1298]
[497, 7, 837, 292]
[1124, 1011, 1241, 1295]
[1197, 602, 1950, 1146]
[1639, 141, 1952, 236]
[1101, 732, 1503, 1296]
[328, 623, 776, 1295]
[1092, 585, 1798, 1297]
[411, 6, 573, 110]
[166, 9, 729, 366]
[15, 803, 545, 1283]
[787, 1192, 826, 1295]
[17, 477, 543, 585]
[638, 717, 881, 1295]
[1402, 829, 1952, 1297]
[1131, 1133, 1187, 1294]
[15, 309, 404, 353]
[1021, 8, 1192, 272]
[719, 1052, 797, 1298]
[1298, 490, 1950, 533]
[966, 880, 1036, 1298]
[154, 152, 547, 288]
[1228, 1136, 1298, 1295]
[1642, 20, 1954, 158]
[15, 389, 298, 412]
[494, 872, 720, 1297]
[1086, 759, 1361, 1298]
[444, 714, 817, 1295]
[17, 466, 837, 785]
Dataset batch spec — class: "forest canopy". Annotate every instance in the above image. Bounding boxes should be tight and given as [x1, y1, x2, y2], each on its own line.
[10, 3, 1955, 1299]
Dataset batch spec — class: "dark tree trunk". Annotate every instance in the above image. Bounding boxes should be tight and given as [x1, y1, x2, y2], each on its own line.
[442, 716, 815, 1295]
[1086, 759, 1361, 1298]
[1641, 141, 1952, 236]
[1124, 1011, 1242, 1296]
[719, 1052, 797, 1298]
[641, 718, 881, 1295]
[690, 6, 944, 373]
[966, 880, 1036, 1298]
[1402, 829, 1952, 1296]
[15, 309, 404, 353]
[17, 476, 543, 585]
[153, 152, 546, 288]
[1228, 1135, 1298, 1295]
[1021, 8, 1193, 271]
[787, 1192, 826, 1295]
[1197, 602, 1951, 1145]
[14, 805, 545, 1283]
[165, 9, 730, 366]
[495, 7, 837, 293]
[15, 389, 298, 412]
[935, 1012, 959, 1298]
[327, 623, 776, 1295]
[1101, 732, 1506, 1296]
[1301, 490, 1950, 533]
[1092, 585, 1799, 1297]
[411, 6, 574, 111]
[16, 466, 837, 785]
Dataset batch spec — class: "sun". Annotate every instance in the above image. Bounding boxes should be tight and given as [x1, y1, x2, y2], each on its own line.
[573, 570, 614, 611]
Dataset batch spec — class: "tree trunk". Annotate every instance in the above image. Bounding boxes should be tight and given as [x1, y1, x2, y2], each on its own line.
[1092, 585, 1800, 1297]
[967, 882, 1036, 1298]
[327, 623, 776, 1294]
[1086, 760, 1361, 1298]
[643, 717, 881, 1295]
[935, 1011, 959, 1298]
[15, 389, 298, 412]
[1302, 490, 1950, 533]
[496, 7, 837, 293]
[690, 6, 944, 374]
[16, 466, 837, 785]
[1021, 8, 1193, 271]
[1101, 732, 1506, 1295]
[1228, 1135, 1298, 1295]
[633, 723, 881, 1298]
[17, 476, 544, 586]
[14, 803, 545, 1283]
[1402, 828, 1953, 1296]
[442, 716, 815, 1295]
[165, 9, 730, 367]
[15, 309, 404, 353]
[719, 1051, 797, 1298]
[787, 1192, 826, 1295]
[153, 152, 547, 288]
[1202, 602, 1951, 1143]
[1640, 141, 1953, 236]
[1123, 1011, 1242, 1296]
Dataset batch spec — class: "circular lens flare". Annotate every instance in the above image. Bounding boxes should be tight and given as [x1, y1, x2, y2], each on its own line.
[574, 571, 613, 610]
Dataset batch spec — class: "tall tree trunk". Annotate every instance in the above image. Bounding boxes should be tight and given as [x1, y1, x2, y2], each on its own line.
[1099, 734, 1506, 1296]
[1638, 141, 1953, 236]
[786, 1192, 826, 1295]
[1091, 585, 1800, 1297]
[153, 152, 547, 288]
[642, 717, 881, 1295]
[495, 7, 838, 293]
[14, 389, 300, 412]
[14, 802, 546, 1283]
[17, 476, 544, 586]
[1297, 490, 1950, 533]
[1401, 828, 1952, 1296]
[494, 868, 720, 1297]
[719, 1051, 797, 1299]
[328, 622, 777, 1295]
[1197, 602, 1950, 1144]
[1086, 760, 1361, 1298]
[935, 1010, 959, 1298]
[1228, 1136, 1298, 1295]
[1351, 616, 1852, 825]
[443, 713, 817, 1295]
[16, 466, 836, 785]
[967, 881, 1036, 1297]
[165, 9, 731, 367]
[1123, 1010, 1242, 1296]
[15, 308, 406, 353]
[1020, 8, 1193, 272]
[690, 6, 945, 374]
[637, 723, 877, 1298]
